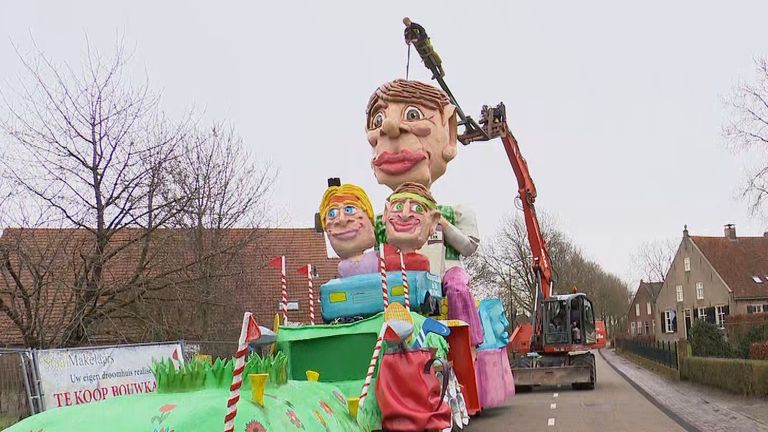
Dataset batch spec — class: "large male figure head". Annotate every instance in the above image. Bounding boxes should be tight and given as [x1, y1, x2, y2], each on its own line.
[366, 79, 458, 190]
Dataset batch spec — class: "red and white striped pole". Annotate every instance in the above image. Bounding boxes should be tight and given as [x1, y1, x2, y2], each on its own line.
[399, 250, 410, 311]
[224, 312, 260, 432]
[279, 256, 288, 324]
[305, 264, 315, 325]
[379, 246, 389, 308]
[359, 321, 388, 408]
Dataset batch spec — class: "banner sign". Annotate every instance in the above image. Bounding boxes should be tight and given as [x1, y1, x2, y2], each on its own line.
[35, 342, 183, 410]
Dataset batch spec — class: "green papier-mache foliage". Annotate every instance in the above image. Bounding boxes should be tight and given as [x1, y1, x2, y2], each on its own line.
[152, 351, 289, 393]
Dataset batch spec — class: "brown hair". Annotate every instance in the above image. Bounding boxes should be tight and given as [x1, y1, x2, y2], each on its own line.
[387, 181, 437, 207]
[366, 79, 452, 127]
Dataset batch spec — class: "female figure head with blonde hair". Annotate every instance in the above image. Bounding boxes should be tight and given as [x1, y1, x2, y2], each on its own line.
[319, 183, 378, 277]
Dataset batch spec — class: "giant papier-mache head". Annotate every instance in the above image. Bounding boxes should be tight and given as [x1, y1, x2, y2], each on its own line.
[383, 181, 441, 253]
[319, 183, 376, 260]
[366, 79, 458, 191]
[477, 298, 510, 350]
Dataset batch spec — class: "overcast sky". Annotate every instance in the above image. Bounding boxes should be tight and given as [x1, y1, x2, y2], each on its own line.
[2, 1, 767, 284]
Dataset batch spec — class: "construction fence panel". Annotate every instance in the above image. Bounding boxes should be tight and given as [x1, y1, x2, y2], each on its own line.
[0, 349, 33, 424]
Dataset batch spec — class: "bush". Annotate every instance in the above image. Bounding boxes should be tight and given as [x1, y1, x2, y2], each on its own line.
[751, 341, 768, 361]
[689, 320, 733, 358]
[684, 356, 768, 396]
[732, 322, 768, 359]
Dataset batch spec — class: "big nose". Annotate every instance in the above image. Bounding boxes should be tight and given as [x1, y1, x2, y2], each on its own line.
[380, 118, 403, 138]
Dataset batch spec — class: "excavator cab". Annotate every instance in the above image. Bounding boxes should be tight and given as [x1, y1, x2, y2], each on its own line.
[542, 293, 597, 348]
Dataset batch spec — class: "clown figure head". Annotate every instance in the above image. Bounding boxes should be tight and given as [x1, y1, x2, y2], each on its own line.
[319, 183, 376, 260]
[383, 182, 441, 253]
[366, 80, 458, 190]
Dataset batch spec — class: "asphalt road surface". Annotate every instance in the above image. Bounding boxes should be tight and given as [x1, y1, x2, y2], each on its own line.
[464, 352, 685, 431]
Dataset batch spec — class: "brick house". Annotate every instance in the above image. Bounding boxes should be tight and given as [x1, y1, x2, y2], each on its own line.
[655, 224, 768, 342]
[0, 227, 339, 348]
[627, 280, 663, 338]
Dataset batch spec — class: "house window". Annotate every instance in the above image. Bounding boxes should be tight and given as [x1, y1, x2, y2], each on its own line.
[646, 302, 652, 315]
[676, 285, 683, 302]
[664, 310, 676, 333]
[752, 275, 763, 284]
[630, 321, 636, 335]
[635, 304, 640, 316]
[644, 321, 650, 335]
[747, 304, 766, 314]
[684, 257, 691, 272]
[697, 307, 706, 320]
[715, 305, 727, 329]
[636, 321, 642, 335]
[696, 282, 704, 300]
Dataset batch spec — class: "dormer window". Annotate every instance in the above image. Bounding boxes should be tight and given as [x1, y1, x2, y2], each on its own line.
[752, 275, 763, 284]
[684, 257, 691, 272]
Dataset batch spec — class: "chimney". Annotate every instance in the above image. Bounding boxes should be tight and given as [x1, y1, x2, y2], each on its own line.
[724, 224, 736, 240]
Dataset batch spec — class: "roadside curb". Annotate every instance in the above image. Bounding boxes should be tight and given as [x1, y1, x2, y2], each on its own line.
[599, 349, 700, 432]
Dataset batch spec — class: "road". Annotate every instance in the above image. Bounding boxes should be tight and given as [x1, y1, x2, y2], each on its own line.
[464, 352, 685, 431]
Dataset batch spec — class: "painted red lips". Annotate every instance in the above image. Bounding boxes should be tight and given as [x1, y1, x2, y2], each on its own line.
[372, 149, 427, 175]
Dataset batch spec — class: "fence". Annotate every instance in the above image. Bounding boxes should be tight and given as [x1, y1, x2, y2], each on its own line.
[616, 338, 678, 370]
[0, 350, 33, 425]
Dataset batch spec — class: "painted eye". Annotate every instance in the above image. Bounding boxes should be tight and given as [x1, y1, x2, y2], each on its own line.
[410, 203, 425, 214]
[393, 202, 405, 212]
[404, 106, 423, 121]
[327, 208, 339, 220]
[371, 112, 384, 129]
[343, 205, 358, 215]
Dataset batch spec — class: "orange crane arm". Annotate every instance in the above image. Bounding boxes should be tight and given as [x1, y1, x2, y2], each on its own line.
[499, 127, 552, 299]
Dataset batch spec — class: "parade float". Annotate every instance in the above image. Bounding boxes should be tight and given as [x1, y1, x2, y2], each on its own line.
[6, 18, 516, 432]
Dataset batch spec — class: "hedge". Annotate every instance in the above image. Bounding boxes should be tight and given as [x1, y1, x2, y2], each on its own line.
[684, 356, 768, 396]
[751, 341, 768, 361]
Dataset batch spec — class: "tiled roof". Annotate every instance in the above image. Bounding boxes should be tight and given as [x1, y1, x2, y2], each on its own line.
[0, 227, 339, 347]
[642, 281, 663, 299]
[690, 235, 768, 299]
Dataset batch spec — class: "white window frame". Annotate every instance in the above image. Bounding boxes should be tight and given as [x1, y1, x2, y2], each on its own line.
[644, 321, 650, 335]
[715, 305, 726, 329]
[697, 307, 706, 320]
[684, 257, 691, 272]
[646, 301, 652, 315]
[676, 285, 684, 302]
[635, 303, 640, 316]
[664, 310, 674, 333]
[630, 321, 636, 335]
[696, 282, 704, 300]
[637, 320, 643, 335]
[748, 304, 765, 314]
[683, 309, 692, 338]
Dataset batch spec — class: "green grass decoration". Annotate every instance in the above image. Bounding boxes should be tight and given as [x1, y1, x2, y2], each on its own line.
[152, 352, 287, 393]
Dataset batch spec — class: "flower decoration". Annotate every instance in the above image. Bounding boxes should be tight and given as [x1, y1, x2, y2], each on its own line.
[332, 390, 346, 406]
[159, 404, 176, 413]
[245, 420, 267, 432]
[313, 410, 327, 427]
[319, 401, 333, 416]
[286, 409, 303, 429]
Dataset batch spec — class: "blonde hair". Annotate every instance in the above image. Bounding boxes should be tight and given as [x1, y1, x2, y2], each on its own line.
[319, 183, 374, 230]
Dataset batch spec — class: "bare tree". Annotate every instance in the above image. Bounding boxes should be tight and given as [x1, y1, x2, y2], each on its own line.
[135, 124, 276, 340]
[0, 42, 273, 347]
[724, 57, 768, 214]
[630, 239, 675, 283]
[468, 211, 631, 337]
[467, 213, 572, 319]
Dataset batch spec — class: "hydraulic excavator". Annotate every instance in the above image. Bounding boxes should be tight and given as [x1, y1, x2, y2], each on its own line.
[404, 18, 606, 391]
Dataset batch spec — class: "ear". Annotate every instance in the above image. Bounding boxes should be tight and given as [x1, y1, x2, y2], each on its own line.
[442, 104, 458, 162]
[427, 209, 441, 234]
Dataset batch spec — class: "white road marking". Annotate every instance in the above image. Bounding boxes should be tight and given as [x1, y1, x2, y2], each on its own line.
[548, 418, 556, 426]
[553, 392, 559, 398]
[550, 403, 557, 409]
